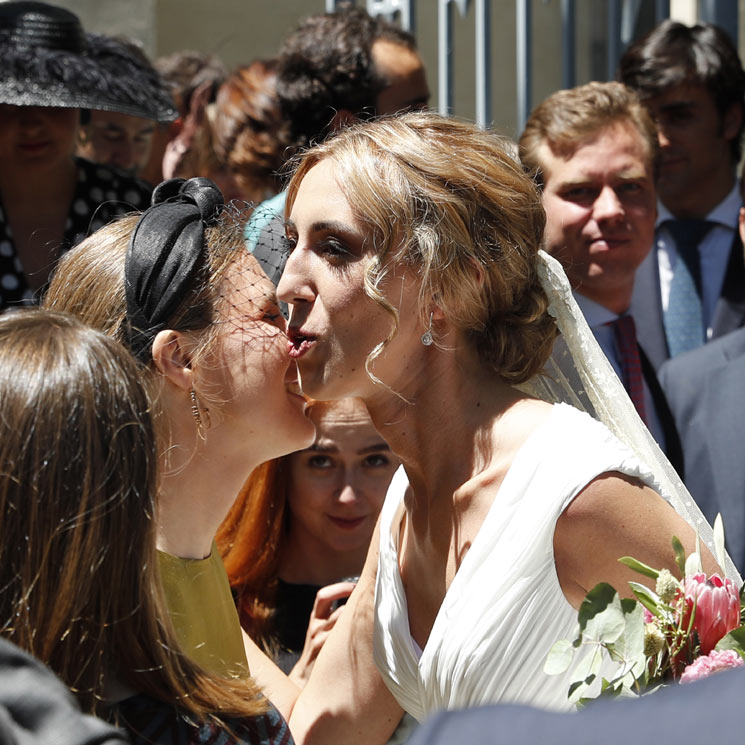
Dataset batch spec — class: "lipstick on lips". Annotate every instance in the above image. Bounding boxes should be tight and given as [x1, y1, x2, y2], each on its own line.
[328, 515, 366, 530]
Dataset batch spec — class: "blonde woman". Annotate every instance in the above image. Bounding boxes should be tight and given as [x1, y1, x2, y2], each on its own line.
[274, 112, 723, 742]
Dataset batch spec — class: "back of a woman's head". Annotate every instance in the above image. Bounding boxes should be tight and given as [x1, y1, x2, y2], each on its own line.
[212, 59, 290, 203]
[286, 112, 557, 383]
[0, 309, 156, 710]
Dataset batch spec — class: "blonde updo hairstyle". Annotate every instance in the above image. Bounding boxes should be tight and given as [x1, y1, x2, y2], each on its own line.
[285, 112, 557, 384]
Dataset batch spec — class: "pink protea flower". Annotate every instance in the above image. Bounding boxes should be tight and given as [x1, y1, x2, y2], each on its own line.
[683, 573, 740, 655]
[680, 649, 744, 684]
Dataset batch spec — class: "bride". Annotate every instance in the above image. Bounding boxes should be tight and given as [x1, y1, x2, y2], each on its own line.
[275, 112, 725, 742]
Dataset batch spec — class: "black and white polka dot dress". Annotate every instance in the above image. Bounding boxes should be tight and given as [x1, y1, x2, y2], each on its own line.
[0, 157, 152, 310]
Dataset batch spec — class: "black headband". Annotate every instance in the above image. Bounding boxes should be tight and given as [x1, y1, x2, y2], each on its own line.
[124, 177, 224, 363]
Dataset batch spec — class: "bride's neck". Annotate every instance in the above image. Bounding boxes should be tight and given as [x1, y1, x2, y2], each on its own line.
[365, 344, 524, 504]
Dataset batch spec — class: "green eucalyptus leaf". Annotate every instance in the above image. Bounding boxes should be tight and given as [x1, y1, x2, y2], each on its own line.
[568, 648, 601, 705]
[671, 535, 687, 576]
[569, 646, 603, 703]
[713, 514, 727, 572]
[715, 627, 745, 659]
[628, 582, 663, 618]
[612, 602, 647, 679]
[618, 556, 660, 580]
[578, 584, 625, 643]
[545, 639, 575, 675]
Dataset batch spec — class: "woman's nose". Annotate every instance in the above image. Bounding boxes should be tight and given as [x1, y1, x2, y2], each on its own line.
[277, 248, 315, 306]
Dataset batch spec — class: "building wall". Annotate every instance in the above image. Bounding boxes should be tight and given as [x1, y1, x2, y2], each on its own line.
[28, 0, 745, 140]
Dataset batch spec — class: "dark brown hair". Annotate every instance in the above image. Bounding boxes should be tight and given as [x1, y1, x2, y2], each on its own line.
[0, 309, 266, 721]
[619, 20, 745, 161]
[277, 6, 417, 147]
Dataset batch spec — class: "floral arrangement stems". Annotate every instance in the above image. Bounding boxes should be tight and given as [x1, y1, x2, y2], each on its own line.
[545, 515, 744, 706]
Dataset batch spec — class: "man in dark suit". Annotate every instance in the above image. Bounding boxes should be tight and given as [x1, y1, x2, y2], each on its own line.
[407, 666, 745, 745]
[520, 81, 682, 472]
[659, 326, 745, 573]
[658, 206, 745, 573]
[620, 21, 745, 369]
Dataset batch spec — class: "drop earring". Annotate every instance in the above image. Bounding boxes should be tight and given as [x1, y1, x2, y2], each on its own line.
[189, 387, 202, 427]
[421, 312, 434, 346]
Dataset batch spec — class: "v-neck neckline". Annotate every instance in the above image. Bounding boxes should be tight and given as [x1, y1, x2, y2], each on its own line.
[388, 404, 559, 661]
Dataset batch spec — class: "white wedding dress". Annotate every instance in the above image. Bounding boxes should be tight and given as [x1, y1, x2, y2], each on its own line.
[373, 403, 668, 718]
[372, 252, 738, 723]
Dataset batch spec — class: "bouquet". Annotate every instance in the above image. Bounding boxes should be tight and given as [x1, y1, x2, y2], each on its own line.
[545, 516, 745, 706]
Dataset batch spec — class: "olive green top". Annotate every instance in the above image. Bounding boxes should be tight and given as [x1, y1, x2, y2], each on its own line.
[157, 543, 249, 679]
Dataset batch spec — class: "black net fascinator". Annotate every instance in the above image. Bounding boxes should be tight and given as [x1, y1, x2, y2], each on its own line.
[124, 177, 223, 363]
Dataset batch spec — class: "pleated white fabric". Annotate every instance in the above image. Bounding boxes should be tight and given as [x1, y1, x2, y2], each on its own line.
[373, 403, 668, 719]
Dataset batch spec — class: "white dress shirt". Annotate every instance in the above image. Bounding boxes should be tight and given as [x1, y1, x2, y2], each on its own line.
[655, 184, 741, 338]
[574, 293, 665, 449]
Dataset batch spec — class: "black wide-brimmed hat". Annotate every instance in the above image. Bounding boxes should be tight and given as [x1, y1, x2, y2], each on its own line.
[0, 1, 177, 122]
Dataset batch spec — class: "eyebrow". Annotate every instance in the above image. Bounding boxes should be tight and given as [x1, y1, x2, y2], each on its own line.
[93, 123, 155, 135]
[309, 441, 391, 455]
[658, 101, 696, 113]
[285, 219, 357, 236]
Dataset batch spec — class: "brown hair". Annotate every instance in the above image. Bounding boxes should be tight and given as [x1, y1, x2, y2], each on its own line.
[519, 81, 659, 188]
[618, 20, 745, 162]
[43, 206, 247, 414]
[0, 309, 265, 722]
[285, 111, 557, 384]
[212, 60, 291, 204]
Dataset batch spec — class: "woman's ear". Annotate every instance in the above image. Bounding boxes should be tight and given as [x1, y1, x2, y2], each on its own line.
[151, 330, 194, 392]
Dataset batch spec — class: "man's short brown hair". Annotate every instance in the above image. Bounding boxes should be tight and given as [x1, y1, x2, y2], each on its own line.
[519, 81, 659, 188]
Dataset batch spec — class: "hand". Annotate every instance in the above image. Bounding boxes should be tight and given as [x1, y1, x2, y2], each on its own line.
[289, 580, 357, 687]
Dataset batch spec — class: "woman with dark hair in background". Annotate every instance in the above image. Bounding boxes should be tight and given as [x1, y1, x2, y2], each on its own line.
[0, 309, 291, 744]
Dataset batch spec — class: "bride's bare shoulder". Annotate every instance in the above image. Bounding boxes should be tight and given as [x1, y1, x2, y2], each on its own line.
[497, 396, 555, 442]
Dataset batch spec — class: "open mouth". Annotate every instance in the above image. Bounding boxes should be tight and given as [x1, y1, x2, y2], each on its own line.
[287, 329, 316, 359]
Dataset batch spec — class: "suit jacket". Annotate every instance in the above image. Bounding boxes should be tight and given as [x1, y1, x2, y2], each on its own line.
[631, 229, 745, 370]
[407, 666, 745, 745]
[549, 331, 684, 477]
[659, 326, 745, 574]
